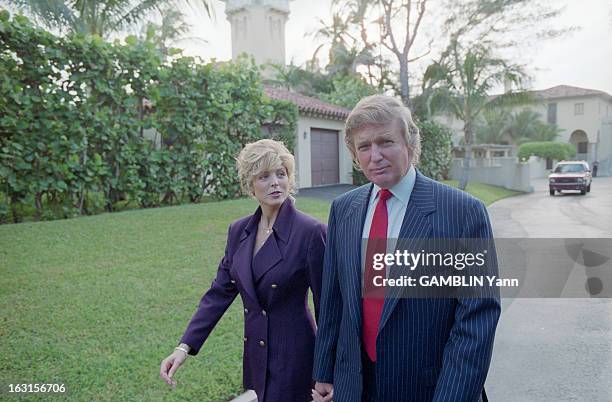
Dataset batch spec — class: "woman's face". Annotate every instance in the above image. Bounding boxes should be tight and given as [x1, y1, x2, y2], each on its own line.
[252, 164, 289, 210]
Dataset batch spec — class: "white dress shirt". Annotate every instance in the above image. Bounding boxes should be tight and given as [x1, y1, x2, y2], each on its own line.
[361, 165, 417, 272]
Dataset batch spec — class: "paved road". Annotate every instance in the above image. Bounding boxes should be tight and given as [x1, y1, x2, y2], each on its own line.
[486, 177, 612, 401]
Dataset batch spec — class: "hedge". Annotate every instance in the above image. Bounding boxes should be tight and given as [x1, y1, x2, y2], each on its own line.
[517, 141, 576, 162]
[0, 12, 297, 223]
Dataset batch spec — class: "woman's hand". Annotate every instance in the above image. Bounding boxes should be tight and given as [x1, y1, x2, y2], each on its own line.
[160, 348, 188, 387]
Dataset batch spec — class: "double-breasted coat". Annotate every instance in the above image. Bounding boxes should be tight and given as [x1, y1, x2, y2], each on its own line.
[181, 199, 326, 402]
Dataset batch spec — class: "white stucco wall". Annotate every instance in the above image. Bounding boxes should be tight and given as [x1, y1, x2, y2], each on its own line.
[294, 116, 352, 188]
[449, 157, 533, 192]
[551, 96, 602, 143]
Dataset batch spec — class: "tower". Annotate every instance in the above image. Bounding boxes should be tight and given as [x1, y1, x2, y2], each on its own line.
[222, 0, 292, 65]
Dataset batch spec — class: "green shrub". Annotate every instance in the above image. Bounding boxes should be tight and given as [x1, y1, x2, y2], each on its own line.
[0, 12, 297, 222]
[417, 120, 452, 180]
[517, 141, 576, 162]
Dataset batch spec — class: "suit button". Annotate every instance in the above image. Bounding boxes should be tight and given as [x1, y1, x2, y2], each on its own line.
[230, 279, 236, 284]
[271, 284, 278, 289]
[262, 310, 267, 316]
[244, 308, 249, 314]
[259, 340, 266, 347]
[244, 337, 247, 342]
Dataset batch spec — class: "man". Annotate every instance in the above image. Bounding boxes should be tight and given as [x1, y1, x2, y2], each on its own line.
[312, 95, 500, 402]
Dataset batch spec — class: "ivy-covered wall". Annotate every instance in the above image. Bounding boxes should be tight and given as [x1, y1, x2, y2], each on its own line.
[0, 12, 298, 223]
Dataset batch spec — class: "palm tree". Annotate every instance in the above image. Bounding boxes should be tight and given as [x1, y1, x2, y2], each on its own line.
[311, 12, 355, 67]
[140, 6, 207, 56]
[507, 109, 560, 144]
[266, 63, 312, 93]
[424, 39, 531, 189]
[326, 42, 375, 77]
[7, 0, 212, 38]
[475, 109, 512, 144]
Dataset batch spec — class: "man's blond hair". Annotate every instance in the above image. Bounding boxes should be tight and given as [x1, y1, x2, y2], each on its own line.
[345, 95, 421, 165]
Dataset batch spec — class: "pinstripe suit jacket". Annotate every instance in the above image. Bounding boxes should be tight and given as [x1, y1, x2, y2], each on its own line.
[313, 170, 501, 402]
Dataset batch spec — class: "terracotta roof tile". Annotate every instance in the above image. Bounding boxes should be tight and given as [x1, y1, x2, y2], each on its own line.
[264, 85, 350, 121]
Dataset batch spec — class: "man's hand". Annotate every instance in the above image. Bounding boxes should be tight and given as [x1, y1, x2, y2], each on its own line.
[312, 382, 334, 402]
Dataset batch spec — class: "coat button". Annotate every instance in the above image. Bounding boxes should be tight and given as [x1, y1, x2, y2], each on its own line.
[244, 308, 249, 314]
[271, 284, 278, 289]
[262, 310, 267, 316]
[230, 279, 236, 284]
[244, 337, 247, 342]
[259, 340, 266, 347]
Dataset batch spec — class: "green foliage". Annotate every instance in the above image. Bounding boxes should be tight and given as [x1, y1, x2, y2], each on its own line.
[417, 120, 453, 180]
[517, 141, 576, 162]
[475, 108, 560, 145]
[8, 0, 212, 39]
[319, 75, 379, 109]
[0, 13, 297, 223]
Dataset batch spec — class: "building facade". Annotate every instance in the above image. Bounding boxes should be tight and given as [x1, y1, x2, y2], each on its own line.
[436, 85, 612, 176]
[223, 0, 355, 188]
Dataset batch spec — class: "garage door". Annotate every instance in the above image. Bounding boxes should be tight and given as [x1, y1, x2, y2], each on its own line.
[311, 128, 340, 186]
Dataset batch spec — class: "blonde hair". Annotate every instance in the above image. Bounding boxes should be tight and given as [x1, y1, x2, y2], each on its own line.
[236, 139, 296, 195]
[345, 95, 421, 165]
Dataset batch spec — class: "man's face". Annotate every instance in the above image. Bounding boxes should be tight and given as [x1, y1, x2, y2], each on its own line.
[353, 122, 412, 189]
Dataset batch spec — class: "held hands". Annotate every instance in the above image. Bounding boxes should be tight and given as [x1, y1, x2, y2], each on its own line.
[160, 345, 189, 387]
[312, 382, 334, 402]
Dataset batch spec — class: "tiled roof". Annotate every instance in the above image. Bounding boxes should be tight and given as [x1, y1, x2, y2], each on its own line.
[530, 85, 612, 101]
[264, 86, 350, 121]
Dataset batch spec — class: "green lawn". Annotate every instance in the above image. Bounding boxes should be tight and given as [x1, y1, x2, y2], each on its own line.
[0, 183, 518, 401]
[442, 180, 522, 206]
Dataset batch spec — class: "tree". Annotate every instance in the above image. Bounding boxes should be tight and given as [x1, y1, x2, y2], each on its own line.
[311, 1, 395, 92]
[6, 0, 212, 38]
[440, 0, 576, 51]
[319, 75, 379, 109]
[326, 42, 375, 77]
[474, 108, 560, 145]
[424, 40, 531, 189]
[311, 12, 355, 67]
[475, 109, 512, 144]
[140, 6, 207, 56]
[378, 0, 429, 107]
[265, 63, 333, 97]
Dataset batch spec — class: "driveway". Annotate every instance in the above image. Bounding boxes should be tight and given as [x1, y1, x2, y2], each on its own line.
[486, 176, 612, 401]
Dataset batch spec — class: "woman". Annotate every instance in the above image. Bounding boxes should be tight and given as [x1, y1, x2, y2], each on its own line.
[160, 139, 326, 402]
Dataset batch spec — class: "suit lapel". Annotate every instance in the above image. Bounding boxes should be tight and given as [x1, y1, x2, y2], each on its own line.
[379, 171, 435, 333]
[339, 184, 372, 333]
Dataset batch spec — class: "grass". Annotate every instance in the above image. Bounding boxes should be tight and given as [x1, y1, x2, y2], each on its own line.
[0, 182, 518, 401]
[0, 197, 330, 402]
[442, 180, 522, 206]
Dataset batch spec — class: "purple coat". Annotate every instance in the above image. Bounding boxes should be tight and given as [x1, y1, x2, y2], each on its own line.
[181, 199, 326, 402]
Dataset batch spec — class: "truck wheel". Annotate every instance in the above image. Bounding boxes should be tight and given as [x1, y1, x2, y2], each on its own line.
[549, 189, 555, 196]
[580, 189, 586, 195]
[587, 184, 591, 192]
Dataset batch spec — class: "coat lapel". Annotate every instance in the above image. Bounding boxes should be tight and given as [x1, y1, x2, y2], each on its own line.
[251, 200, 295, 282]
[233, 216, 261, 307]
[379, 171, 435, 333]
[339, 184, 372, 333]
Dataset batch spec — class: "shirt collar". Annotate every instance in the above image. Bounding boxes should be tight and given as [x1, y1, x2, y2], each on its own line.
[371, 165, 416, 204]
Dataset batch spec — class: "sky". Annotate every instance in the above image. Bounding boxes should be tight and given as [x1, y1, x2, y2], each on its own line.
[178, 0, 612, 95]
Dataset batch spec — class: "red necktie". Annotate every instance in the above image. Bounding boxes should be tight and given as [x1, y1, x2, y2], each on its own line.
[362, 188, 392, 362]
